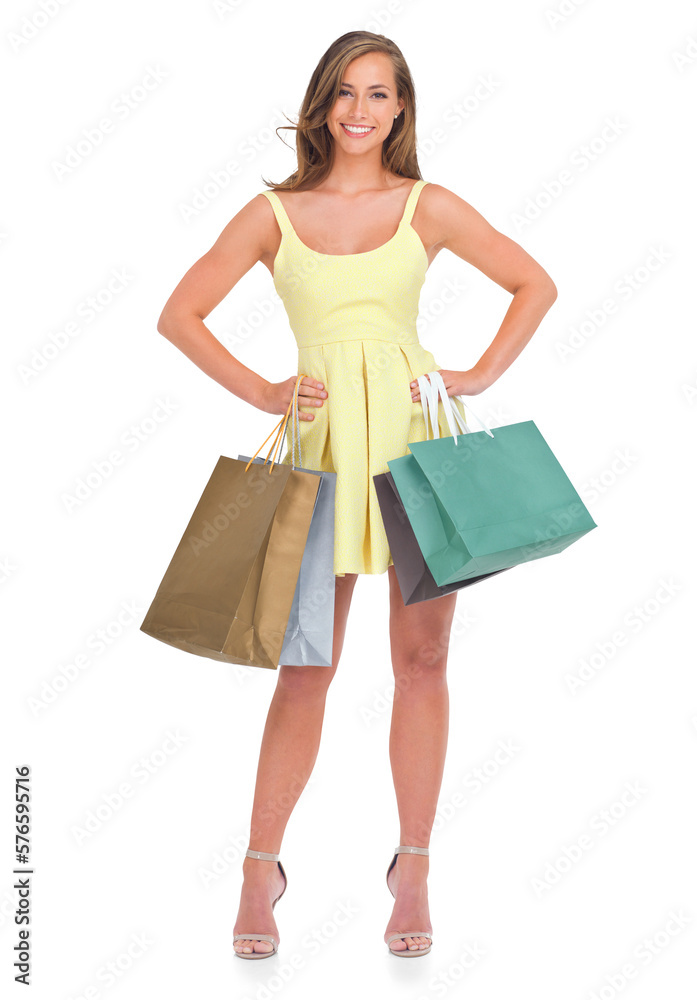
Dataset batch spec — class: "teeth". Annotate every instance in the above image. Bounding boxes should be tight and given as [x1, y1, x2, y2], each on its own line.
[343, 124, 373, 134]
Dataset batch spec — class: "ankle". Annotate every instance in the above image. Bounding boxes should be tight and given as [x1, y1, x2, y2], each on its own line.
[389, 853, 429, 888]
[243, 856, 278, 869]
[242, 856, 280, 878]
[395, 852, 429, 871]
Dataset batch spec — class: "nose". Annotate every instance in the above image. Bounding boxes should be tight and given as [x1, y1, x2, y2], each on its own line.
[347, 95, 368, 119]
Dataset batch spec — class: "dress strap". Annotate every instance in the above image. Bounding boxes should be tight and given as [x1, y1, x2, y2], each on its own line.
[259, 190, 293, 238]
[260, 181, 429, 241]
[401, 179, 429, 226]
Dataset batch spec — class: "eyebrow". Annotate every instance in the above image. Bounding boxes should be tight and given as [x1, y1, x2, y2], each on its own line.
[339, 82, 391, 90]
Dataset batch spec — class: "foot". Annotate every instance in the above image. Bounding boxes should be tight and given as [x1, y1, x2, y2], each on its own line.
[384, 851, 432, 955]
[233, 854, 287, 957]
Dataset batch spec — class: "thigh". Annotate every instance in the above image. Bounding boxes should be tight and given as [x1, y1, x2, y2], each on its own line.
[332, 572, 359, 666]
[387, 565, 458, 670]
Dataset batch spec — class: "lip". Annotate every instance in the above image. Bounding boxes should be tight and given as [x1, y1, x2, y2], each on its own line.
[340, 123, 376, 137]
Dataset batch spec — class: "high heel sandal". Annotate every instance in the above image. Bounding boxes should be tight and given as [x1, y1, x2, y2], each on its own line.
[385, 845, 432, 957]
[233, 849, 287, 959]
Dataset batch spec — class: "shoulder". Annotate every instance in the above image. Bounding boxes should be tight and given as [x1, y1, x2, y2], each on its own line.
[229, 190, 282, 239]
[202, 192, 283, 269]
[419, 182, 472, 216]
[219, 190, 278, 231]
[408, 181, 477, 250]
[417, 182, 498, 248]
[247, 191, 286, 256]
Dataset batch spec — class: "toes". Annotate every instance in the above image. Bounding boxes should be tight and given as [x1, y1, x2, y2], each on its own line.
[234, 938, 274, 955]
[389, 935, 429, 952]
[401, 935, 429, 951]
[389, 938, 408, 953]
[405, 936, 425, 950]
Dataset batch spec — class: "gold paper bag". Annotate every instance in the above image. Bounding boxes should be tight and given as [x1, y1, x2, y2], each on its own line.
[140, 380, 321, 669]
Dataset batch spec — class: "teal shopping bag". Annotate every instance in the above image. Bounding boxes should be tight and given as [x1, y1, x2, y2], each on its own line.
[388, 372, 597, 587]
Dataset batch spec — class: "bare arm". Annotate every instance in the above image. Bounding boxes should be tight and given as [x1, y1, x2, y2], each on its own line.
[414, 184, 558, 398]
[156, 194, 326, 418]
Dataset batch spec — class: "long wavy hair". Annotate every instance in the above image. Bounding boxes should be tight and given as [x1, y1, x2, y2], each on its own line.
[261, 31, 422, 191]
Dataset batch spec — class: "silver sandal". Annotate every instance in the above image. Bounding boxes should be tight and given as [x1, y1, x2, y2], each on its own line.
[385, 845, 433, 957]
[233, 849, 287, 959]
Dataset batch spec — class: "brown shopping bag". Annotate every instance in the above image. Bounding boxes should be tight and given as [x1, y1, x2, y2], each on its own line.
[240, 382, 337, 666]
[139, 379, 320, 669]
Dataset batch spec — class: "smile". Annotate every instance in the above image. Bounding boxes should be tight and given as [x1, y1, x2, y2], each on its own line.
[340, 123, 376, 136]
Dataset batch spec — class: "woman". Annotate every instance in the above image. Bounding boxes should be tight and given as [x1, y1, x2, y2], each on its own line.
[156, 30, 557, 958]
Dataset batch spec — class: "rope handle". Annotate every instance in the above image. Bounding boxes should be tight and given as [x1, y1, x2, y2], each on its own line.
[268, 374, 304, 469]
[244, 374, 308, 474]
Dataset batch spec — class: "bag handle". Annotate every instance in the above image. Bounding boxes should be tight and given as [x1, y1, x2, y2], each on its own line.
[430, 370, 494, 438]
[244, 374, 307, 473]
[417, 370, 494, 442]
[418, 372, 465, 440]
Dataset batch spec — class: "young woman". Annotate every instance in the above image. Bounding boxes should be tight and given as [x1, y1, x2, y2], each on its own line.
[156, 30, 557, 959]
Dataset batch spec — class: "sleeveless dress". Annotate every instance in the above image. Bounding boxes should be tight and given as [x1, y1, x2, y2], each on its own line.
[259, 179, 469, 578]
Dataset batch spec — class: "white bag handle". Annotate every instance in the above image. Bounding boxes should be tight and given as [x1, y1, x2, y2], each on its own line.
[417, 371, 494, 442]
[418, 373, 438, 438]
[431, 370, 495, 438]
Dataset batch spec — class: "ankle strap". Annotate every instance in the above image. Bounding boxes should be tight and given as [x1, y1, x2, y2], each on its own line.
[246, 848, 280, 861]
[394, 845, 429, 856]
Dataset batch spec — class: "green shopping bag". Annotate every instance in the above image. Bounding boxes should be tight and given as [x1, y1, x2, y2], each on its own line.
[388, 371, 597, 587]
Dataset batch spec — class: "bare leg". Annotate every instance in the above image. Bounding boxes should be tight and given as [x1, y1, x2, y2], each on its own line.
[383, 564, 458, 954]
[233, 572, 358, 955]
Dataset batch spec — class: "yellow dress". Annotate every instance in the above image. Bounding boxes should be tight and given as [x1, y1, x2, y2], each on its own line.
[259, 179, 469, 577]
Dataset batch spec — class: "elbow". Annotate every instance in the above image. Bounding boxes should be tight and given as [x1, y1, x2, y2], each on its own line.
[157, 309, 204, 337]
[512, 270, 558, 302]
[543, 279, 558, 306]
[157, 311, 177, 338]
[523, 274, 558, 304]
[538, 266, 558, 302]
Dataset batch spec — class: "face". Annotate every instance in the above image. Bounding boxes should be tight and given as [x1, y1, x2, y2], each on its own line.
[326, 51, 405, 150]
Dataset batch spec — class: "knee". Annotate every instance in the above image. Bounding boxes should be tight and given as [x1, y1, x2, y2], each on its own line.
[276, 663, 336, 696]
[392, 648, 448, 691]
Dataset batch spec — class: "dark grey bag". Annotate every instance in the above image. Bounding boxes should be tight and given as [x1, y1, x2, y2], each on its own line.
[373, 470, 509, 605]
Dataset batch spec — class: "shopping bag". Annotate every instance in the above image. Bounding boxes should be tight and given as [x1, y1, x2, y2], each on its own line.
[373, 468, 510, 604]
[139, 378, 320, 669]
[387, 371, 597, 587]
[239, 376, 337, 666]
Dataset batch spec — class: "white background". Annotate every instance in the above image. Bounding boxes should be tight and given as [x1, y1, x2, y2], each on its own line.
[3, 0, 696, 997]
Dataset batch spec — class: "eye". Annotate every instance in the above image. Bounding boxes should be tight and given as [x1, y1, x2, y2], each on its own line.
[338, 89, 387, 99]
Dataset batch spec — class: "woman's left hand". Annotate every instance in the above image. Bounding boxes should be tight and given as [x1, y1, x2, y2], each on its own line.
[410, 368, 488, 402]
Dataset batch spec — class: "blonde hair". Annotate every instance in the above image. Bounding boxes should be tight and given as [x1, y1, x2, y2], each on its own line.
[261, 30, 422, 191]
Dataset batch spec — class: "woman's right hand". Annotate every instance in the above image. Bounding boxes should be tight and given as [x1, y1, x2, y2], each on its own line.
[257, 375, 328, 420]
